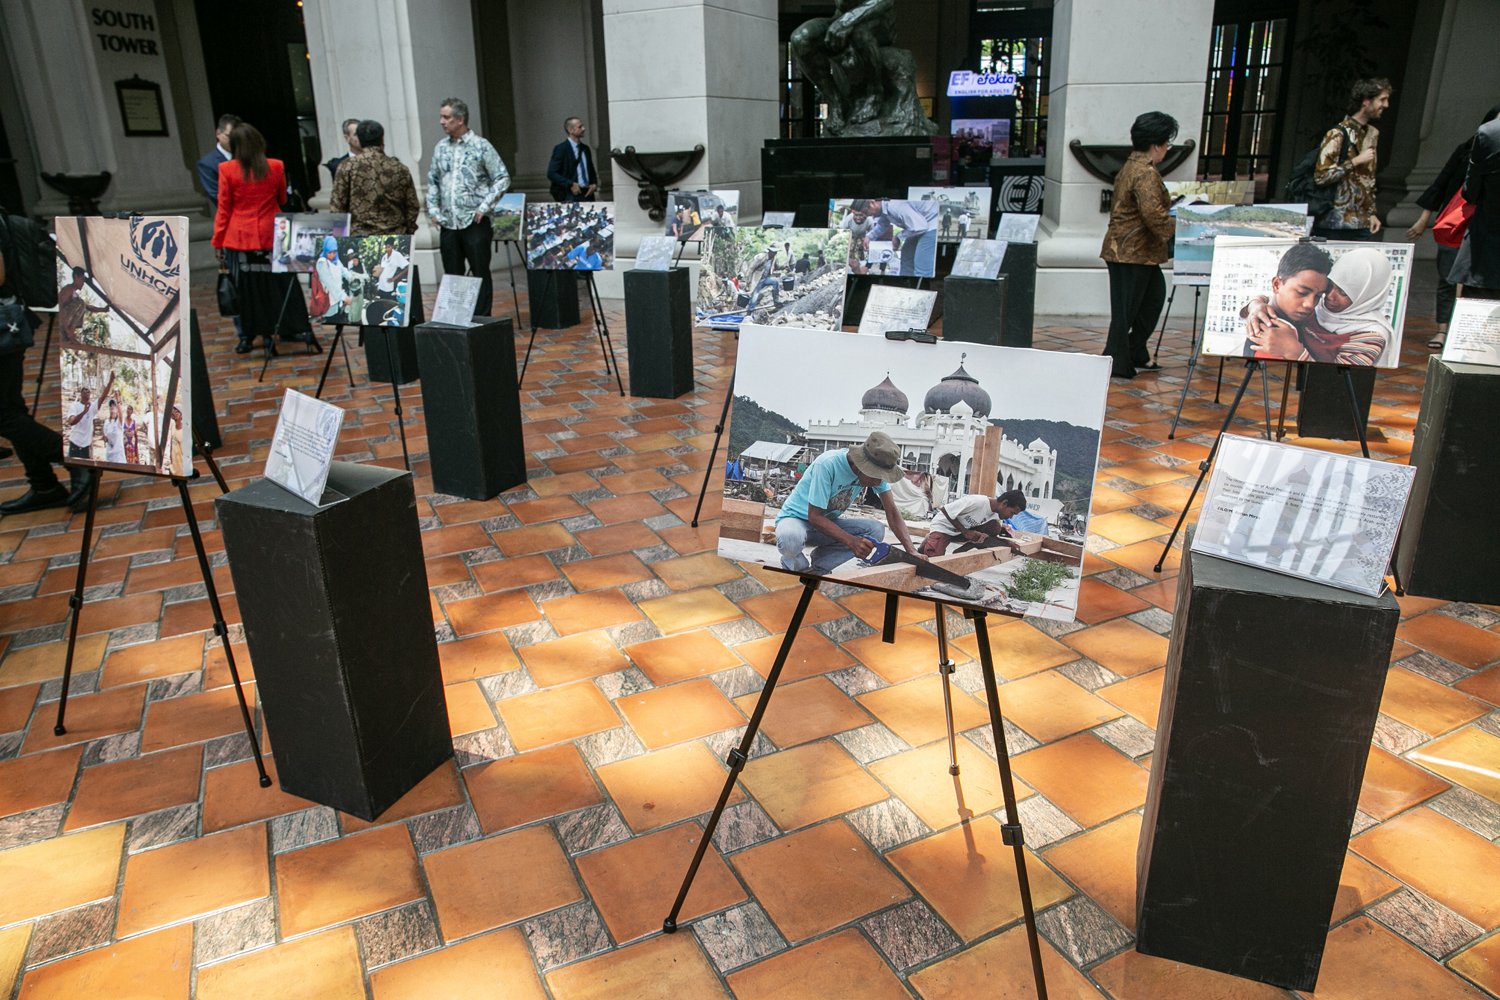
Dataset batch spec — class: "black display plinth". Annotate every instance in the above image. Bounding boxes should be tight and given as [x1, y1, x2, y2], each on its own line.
[623, 267, 693, 398]
[363, 325, 419, 385]
[1137, 540, 1399, 991]
[1297, 364, 1373, 440]
[188, 309, 221, 450]
[996, 241, 1036, 348]
[215, 463, 452, 821]
[416, 316, 527, 499]
[941, 275, 1008, 346]
[1396, 356, 1500, 603]
[527, 269, 580, 329]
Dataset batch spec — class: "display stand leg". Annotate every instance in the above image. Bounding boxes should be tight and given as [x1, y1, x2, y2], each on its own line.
[1150, 284, 1177, 366]
[689, 368, 736, 528]
[1258, 362, 1273, 440]
[193, 430, 230, 495]
[502, 241, 524, 331]
[381, 329, 411, 471]
[935, 607, 960, 777]
[1213, 359, 1224, 405]
[1340, 365, 1371, 459]
[174, 477, 271, 787]
[663, 577, 820, 933]
[1155, 362, 1259, 572]
[585, 272, 625, 396]
[31, 314, 54, 412]
[314, 325, 348, 399]
[518, 269, 547, 386]
[1276, 362, 1294, 441]
[1167, 289, 1205, 440]
[673, 239, 689, 268]
[50, 474, 101, 736]
[258, 277, 321, 383]
[972, 610, 1049, 1000]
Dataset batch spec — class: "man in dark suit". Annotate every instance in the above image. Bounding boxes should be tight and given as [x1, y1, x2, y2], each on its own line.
[196, 113, 241, 209]
[547, 117, 598, 202]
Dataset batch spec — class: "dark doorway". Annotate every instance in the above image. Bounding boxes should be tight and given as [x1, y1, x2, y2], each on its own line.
[1198, 2, 1296, 199]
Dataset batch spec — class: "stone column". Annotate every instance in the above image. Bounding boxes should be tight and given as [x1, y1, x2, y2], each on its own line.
[596, 0, 779, 296]
[1036, 0, 1213, 315]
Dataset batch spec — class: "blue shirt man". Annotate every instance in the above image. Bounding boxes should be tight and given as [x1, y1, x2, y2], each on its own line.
[547, 117, 598, 202]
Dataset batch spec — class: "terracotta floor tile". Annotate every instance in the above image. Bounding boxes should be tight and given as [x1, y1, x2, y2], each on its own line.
[117, 822, 268, 935]
[1090, 946, 1289, 999]
[587, 492, 667, 525]
[139, 683, 253, 752]
[424, 824, 582, 940]
[638, 588, 743, 634]
[541, 590, 642, 636]
[625, 630, 740, 685]
[1061, 618, 1169, 677]
[871, 738, 1030, 830]
[1351, 807, 1500, 926]
[1331, 850, 1402, 923]
[856, 676, 990, 747]
[996, 670, 1125, 743]
[728, 928, 910, 1000]
[578, 822, 745, 943]
[425, 554, 476, 588]
[494, 522, 574, 557]
[275, 824, 424, 936]
[1074, 577, 1152, 625]
[1088, 484, 1144, 515]
[597, 468, 673, 495]
[1378, 667, 1489, 737]
[444, 590, 543, 637]
[496, 681, 619, 751]
[742, 562, 802, 592]
[657, 522, 721, 555]
[1098, 668, 1165, 727]
[0, 682, 37, 732]
[0, 925, 26, 1000]
[733, 820, 909, 942]
[201, 756, 319, 833]
[1454, 662, 1500, 705]
[1012, 733, 1149, 827]
[740, 740, 887, 831]
[616, 678, 745, 749]
[471, 553, 559, 592]
[1305, 916, 1488, 999]
[887, 817, 1072, 941]
[546, 932, 728, 1000]
[652, 552, 743, 591]
[1043, 813, 1142, 929]
[0, 746, 81, 820]
[340, 760, 466, 832]
[1104, 539, 1181, 578]
[1130, 578, 1179, 614]
[1398, 612, 1500, 669]
[443, 681, 496, 737]
[843, 624, 959, 685]
[0, 592, 69, 634]
[0, 824, 124, 925]
[1450, 932, 1500, 998]
[1357, 745, 1450, 820]
[910, 923, 1107, 1000]
[596, 741, 744, 833]
[98, 634, 205, 688]
[1089, 510, 1170, 546]
[465, 744, 603, 834]
[419, 523, 492, 559]
[739, 588, 845, 632]
[370, 928, 547, 1000]
[738, 628, 853, 682]
[1409, 725, 1500, 805]
[438, 630, 521, 684]
[22, 685, 145, 754]
[951, 619, 1077, 680]
[521, 632, 630, 686]
[576, 521, 662, 556]
[196, 926, 364, 1000]
[65, 745, 202, 832]
[559, 552, 652, 591]
[733, 676, 871, 748]
[16, 924, 192, 1000]
[508, 495, 585, 525]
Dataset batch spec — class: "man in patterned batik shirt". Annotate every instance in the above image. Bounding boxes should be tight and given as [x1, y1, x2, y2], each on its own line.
[427, 97, 510, 316]
[1313, 78, 1391, 241]
[331, 120, 419, 236]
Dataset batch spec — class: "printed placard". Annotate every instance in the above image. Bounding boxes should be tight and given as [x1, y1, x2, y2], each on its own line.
[634, 236, 676, 271]
[994, 213, 1040, 242]
[432, 274, 482, 327]
[762, 211, 796, 228]
[264, 389, 345, 506]
[1440, 298, 1500, 368]
[951, 239, 1008, 280]
[856, 285, 938, 336]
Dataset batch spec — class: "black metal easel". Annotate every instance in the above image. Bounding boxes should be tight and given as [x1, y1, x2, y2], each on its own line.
[30, 312, 56, 412]
[500, 239, 526, 332]
[312, 324, 357, 399]
[583, 272, 625, 396]
[1150, 280, 1203, 370]
[689, 365, 735, 528]
[375, 325, 411, 471]
[256, 275, 324, 384]
[52, 440, 270, 788]
[660, 579, 1049, 1000]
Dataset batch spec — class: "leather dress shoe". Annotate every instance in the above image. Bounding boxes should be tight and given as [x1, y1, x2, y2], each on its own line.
[234, 340, 252, 354]
[0, 485, 69, 514]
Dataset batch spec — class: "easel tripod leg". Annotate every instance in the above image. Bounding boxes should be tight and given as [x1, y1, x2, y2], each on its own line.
[690, 370, 736, 528]
[379, 329, 411, 471]
[1277, 362, 1293, 440]
[1258, 362, 1272, 440]
[1151, 284, 1176, 365]
[314, 326, 343, 399]
[32, 315, 54, 412]
[52, 474, 102, 736]
[1341, 366, 1371, 459]
[935, 607, 959, 777]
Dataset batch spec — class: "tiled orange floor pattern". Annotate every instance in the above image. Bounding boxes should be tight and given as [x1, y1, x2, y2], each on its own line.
[0, 273, 1497, 1000]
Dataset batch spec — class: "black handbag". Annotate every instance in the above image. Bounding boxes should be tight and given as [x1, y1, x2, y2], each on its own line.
[216, 266, 239, 317]
[0, 301, 34, 354]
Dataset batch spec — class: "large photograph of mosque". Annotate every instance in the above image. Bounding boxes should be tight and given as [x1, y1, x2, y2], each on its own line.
[719, 324, 1111, 621]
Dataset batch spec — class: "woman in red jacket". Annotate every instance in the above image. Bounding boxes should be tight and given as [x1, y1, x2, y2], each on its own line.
[212, 124, 317, 354]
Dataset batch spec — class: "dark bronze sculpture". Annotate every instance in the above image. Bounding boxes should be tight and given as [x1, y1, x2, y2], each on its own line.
[789, 0, 938, 138]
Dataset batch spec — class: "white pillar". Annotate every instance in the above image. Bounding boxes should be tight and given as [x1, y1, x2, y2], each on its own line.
[597, 0, 779, 296]
[1036, 0, 1212, 315]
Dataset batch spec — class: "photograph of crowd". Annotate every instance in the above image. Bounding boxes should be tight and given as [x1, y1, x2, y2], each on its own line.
[827, 198, 938, 277]
[1172, 203, 1310, 277]
[524, 202, 615, 270]
[270, 213, 351, 273]
[311, 235, 415, 327]
[1201, 237, 1412, 368]
[493, 193, 526, 242]
[54, 216, 192, 478]
[695, 227, 851, 330]
[719, 323, 1109, 621]
[906, 185, 993, 242]
[665, 189, 739, 241]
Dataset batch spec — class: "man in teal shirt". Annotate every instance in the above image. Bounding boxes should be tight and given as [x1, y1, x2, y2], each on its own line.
[775, 431, 922, 574]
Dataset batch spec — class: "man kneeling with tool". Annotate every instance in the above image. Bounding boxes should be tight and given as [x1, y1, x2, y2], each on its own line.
[918, 489, 1028, 557]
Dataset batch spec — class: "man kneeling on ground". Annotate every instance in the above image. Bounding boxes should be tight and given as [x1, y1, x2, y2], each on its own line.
[918, 489, 1028, 557]
[775, 431, 923, 575]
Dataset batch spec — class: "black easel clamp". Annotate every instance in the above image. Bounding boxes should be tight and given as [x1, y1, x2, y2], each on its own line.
[725, 747, 748, 770]
[1001, 822, 1025, 846]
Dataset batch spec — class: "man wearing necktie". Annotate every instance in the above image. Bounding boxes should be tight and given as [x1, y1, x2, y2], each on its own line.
[548, 117, 599, 203]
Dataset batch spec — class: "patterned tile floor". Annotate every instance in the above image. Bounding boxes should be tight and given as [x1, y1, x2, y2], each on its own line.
[0, 271, 1497, 999]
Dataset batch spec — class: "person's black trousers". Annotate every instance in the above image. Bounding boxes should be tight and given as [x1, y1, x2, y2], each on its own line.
[1104, 261, 1166, 376]
[0, 349, 64, 491]
[440, 218, 494, 316]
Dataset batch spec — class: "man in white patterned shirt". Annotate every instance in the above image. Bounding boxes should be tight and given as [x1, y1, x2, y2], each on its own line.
[427, 97, 511, 316]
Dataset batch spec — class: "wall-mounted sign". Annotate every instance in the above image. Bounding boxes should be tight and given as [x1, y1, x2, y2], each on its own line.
[946, 71, 1017, 97]
[114, 76, 167, 137]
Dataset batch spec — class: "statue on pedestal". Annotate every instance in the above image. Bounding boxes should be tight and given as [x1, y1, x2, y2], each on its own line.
[790, 0, 938, 138]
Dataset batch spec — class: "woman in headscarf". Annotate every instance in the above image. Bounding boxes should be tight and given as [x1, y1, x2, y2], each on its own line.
[122, 404, 139, 465]
[1304, 247, 1395, 366]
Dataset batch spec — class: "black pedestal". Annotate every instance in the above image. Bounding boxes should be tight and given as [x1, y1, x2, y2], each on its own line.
[215, 463, 452, 821]
[941, 275, 1008, 346]
[416, 316, 527, 499]
[1297, 364, 1373, 440]
[1137, 541, 1399, 991]
[188, 309, 221, 450]
[996, 241, 1036, 348]
[527, 269, 580, 329]
[1396, 356, 1500, 602]
[623, 267, 693, 398]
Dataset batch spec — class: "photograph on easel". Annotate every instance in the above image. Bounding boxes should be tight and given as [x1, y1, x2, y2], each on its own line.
[906, 185, 992, 243]
[1199, 236, 1412, 368]
[524, 201, 615, 270]
[311, 235, 414, 326]
[54, 216, 192, 479]
[270, 212, 350, 273]
[1171, 203, 1310, 277]
[719, 324, 1110, 621]
[492, 192, 526, 242]
[695, 227, 851, 330]
[828, 198, 938, 277]
[665, 189, 739, 241]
